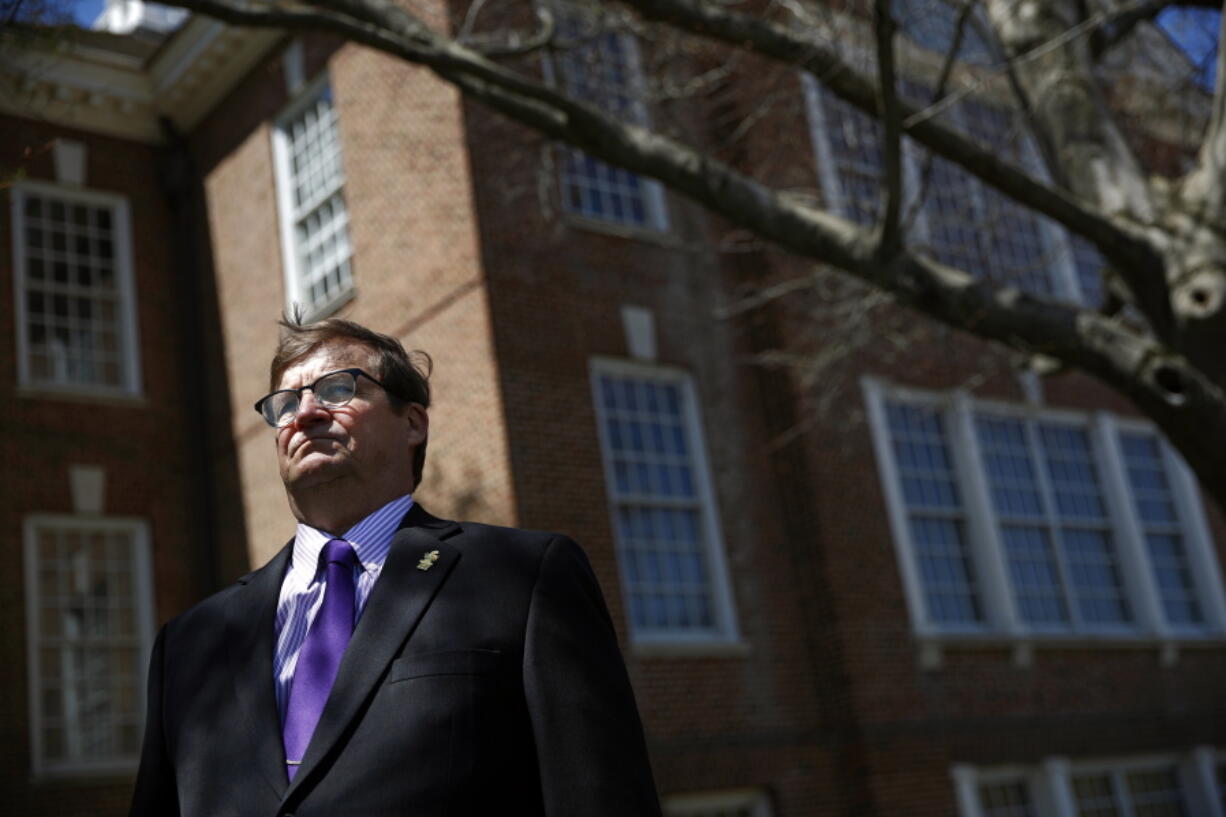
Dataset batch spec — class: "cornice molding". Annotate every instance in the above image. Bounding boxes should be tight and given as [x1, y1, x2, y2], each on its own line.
[0, 17, 282, 144]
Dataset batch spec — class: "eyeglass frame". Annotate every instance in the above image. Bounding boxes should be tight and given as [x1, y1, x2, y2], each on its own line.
[254, 367, 392, 428]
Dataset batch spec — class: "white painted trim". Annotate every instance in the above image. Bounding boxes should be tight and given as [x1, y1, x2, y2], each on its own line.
[1043, 756, 1078, 817]
[23, 514, 156, 777]
[1165, 444, 1226, 633]
[52, 140, 87, 186]
[10, 180, 143, 398]
[589, 356, 740, 645]
[1191, 746, 1226, 817]
[620, 304, 657, 361]
[950, 391, 1019, 632]
[282, 39, 305, 96]
[951, 764, 982, 817]
[861, 377, 937, 635]
[1091, 413, 1167, 636]
[150, 18, 228, 94]
[801, 73, 847, 217]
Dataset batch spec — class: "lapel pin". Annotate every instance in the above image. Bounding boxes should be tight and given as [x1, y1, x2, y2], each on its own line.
[417, 550, 440, 571]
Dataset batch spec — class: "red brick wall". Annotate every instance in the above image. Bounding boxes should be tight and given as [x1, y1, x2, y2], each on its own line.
[0, 116, 205, 816]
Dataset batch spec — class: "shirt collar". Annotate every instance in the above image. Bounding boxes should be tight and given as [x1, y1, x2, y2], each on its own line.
[289, 494, 415, 580]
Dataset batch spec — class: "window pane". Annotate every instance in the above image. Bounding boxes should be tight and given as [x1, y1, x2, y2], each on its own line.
[31, 523, 145, 770]
[1118, 432, 1203, 626]
[280, 83, 353, 312]
[20, 190, 128, 388]
[1125, 768, 1187, 817]
[1073, 774, 1120, 817]
[554, 4, 661, 229]
[887, 402, 982, 624]
[979, 780, 1035, 817]
[1039, 423, 1130, 625]
[975, 415, 1069, 626]
[596, 371, 721, 636]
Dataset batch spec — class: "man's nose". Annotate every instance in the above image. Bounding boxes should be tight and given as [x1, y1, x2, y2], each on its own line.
[293, 390, 331, 425]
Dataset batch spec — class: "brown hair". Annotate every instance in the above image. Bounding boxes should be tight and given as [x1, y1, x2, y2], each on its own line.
[270, 315, 433, 486]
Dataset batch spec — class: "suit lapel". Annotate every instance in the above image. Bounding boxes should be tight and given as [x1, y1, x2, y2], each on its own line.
[226, 544, 293, 801]
[284, 507, 461, 800]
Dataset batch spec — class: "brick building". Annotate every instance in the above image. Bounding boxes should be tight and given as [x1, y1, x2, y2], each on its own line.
[2, 1, 1224, 815]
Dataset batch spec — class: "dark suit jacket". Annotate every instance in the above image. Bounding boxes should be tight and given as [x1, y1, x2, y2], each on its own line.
[129, 504, 662, 817]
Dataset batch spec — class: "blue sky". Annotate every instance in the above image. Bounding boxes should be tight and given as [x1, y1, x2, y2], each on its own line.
[1158, 6, 1220, 88]
[70, 0, 105, 26]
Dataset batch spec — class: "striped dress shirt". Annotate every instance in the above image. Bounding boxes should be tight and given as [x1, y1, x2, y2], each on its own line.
[272, 494, 415, 721]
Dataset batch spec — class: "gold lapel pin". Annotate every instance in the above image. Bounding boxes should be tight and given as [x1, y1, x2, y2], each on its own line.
[417, 550, 440, 571]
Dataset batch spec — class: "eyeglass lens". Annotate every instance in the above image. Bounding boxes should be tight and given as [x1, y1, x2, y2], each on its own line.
[266, 370, 358, 426]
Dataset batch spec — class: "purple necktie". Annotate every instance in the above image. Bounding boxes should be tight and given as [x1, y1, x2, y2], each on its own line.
[282, 539, 358, 781]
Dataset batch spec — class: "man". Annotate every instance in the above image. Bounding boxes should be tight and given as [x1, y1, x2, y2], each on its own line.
[130, 318, 662, 817]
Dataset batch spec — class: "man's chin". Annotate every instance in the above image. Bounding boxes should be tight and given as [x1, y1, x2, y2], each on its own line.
[284, 454, 347, 488]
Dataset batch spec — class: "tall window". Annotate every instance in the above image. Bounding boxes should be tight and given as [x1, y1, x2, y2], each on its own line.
[24, 516, 154, 774]
[590, 360, 736, 642]
[885, 402, 981, 626]
[11, 182, 140, 395]
[272, 76, 354, 318]
[550, 2, 667, 230]
[865, 381, 1226, 638]
[805, 81, 1097, 303]
[1119, 433, 1204, 627]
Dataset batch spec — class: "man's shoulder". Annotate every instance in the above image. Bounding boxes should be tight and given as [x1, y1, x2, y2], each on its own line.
[160, 545, 288, 636]
[446, 520, 575, 558]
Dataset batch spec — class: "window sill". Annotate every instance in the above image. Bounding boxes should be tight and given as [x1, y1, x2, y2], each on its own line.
[561, 211, 679, 248]
[631, 639, 751, 659]
[296, 286, 356, 323]
[17, 384, 147, 407]
[913, 630, 1226, 670]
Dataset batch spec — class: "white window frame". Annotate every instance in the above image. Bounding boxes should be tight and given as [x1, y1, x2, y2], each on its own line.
[589, 356, 739, 646]
[956, 752, 1216, 817]
[23, 514, 156, 776]
[664, 788, 773, 817]
[863, 377, 1226, 644]
[542, 1, 669, 233]
[10, 181, 142, 398]
[803, 76, 1090, 305]
[271, 72, 355, 320]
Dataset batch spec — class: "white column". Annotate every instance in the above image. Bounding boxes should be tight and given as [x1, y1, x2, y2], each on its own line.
[1043, 756, 1077, 817]
[950, 393, 1020, 633]
[1090, 414, 1166, 636]
[1191, 746, 1225, 817]
[951, 764, 982, 817]
[1167, 451, 1226, 633]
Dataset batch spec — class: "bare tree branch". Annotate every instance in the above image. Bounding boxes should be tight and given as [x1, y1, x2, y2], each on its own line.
[459, 6, 556, 59]
[141, 0, 1226, 505]
[619, 0, 1164, 291]
[1183, 7, 1226, 214]
[874, 0, 903, 257]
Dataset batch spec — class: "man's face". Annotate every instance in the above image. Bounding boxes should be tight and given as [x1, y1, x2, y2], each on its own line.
[274, 339, 425, 496]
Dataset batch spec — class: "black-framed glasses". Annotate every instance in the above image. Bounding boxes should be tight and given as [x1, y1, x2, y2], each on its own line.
[254, 368, 388, 428]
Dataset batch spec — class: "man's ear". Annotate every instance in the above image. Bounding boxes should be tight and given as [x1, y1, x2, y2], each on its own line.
[404, 403, 428, 446]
